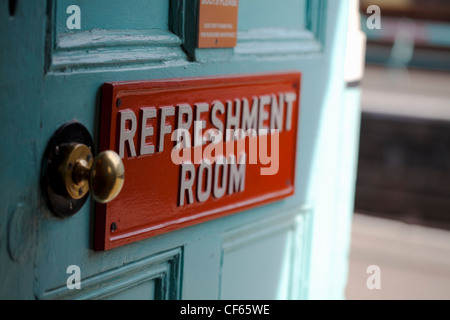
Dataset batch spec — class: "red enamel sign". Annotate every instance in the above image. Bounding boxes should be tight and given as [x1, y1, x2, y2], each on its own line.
[95, 72, 301, 250]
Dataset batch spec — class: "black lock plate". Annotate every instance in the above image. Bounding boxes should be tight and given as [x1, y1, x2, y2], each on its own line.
[42, 121, 95, 217]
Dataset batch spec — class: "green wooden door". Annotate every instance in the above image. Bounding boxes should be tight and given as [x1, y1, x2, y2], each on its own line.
[0, 0, 362, 300]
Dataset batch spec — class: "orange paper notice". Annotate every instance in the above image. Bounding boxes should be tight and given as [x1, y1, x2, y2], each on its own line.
[198, 0, 239, 48]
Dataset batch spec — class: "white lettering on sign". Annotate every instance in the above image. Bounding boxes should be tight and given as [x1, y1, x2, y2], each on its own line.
[118, 110, 137, 158]
[158, 107, 175, 153]
[200, 32, 236, 39]
[140, 107, 156, 156]
[204, 23, 234, 29]
[201, 0, 238, 6]
[118, 93, 295, 159]
[117, 92, 297, 207]
[175, 104, 193, 149]
[179, 162, 196, 206]
[178, 153, 246, 206]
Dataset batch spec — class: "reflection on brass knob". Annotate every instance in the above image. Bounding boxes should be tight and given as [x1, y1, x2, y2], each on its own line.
[90, 151, 125, 203]
[60, 143, 124, 204]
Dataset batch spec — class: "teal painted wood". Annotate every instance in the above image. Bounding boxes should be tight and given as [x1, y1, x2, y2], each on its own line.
[331, 86, 362, 299]
[56, 0, 170, 33]
[0, 0, 356, 300]
[0, 1, 45, 299]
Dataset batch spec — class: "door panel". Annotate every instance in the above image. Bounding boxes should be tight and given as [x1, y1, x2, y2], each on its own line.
[220, 206, 311, 300]
[238, 0, 306, 30]
[56, 0, 169, 32]
[41, 248, 182, 300]
[0, 0, 355, 300]
[49, 0, 185, 72]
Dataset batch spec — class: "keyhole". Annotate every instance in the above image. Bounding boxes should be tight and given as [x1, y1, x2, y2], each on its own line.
[9, 0, 18, 17]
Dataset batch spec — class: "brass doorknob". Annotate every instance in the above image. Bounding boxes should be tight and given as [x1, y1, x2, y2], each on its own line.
[61, 143, 124, 204]
[43, 121, 125, 217]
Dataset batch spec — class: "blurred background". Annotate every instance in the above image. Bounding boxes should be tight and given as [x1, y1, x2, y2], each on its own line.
[345, 0, 450, 299]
